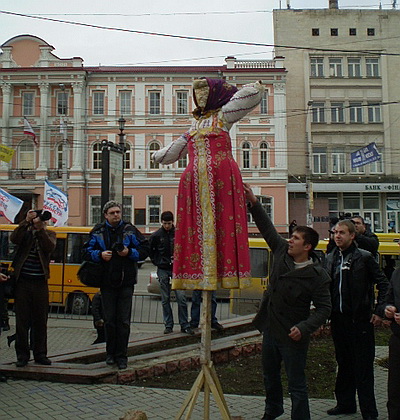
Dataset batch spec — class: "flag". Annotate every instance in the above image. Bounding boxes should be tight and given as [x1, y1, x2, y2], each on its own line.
[0, 144, 15, 163]
[23, 117, 38, 146]
[43, 180, 68, 227]
[0, 188, 23, 223]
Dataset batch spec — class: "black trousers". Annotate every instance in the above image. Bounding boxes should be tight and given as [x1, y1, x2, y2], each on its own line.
[330, 313, 378, 419]
[387, 334, 400, 420]
[15, 276, 49, 362]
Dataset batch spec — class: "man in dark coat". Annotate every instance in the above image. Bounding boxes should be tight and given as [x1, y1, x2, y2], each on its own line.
[350, 216, 379, 256]
[325, 219, 388, 420]
[244, 184, 331, 420]
[84, 201, 149, 369]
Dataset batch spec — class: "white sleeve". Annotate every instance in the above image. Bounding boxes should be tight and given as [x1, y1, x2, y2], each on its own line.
[222, 81, 265, 124]
[152, 134, 189, 165]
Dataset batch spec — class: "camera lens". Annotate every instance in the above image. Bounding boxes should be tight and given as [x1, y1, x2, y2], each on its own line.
[39, 211, 52, 221]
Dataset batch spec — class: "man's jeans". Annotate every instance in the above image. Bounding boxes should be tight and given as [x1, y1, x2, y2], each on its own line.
[101, 286, 133, 362]
[158, 268, 189, 329]
[262, 331, 310, 420]
[190, 290, 218, 328]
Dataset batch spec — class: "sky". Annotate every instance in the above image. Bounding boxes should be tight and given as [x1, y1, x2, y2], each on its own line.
[0, 0, 395, 67]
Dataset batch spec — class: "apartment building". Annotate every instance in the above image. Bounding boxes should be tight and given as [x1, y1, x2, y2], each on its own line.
[274, 2, 400, 235]
[0, 34, 288, 233]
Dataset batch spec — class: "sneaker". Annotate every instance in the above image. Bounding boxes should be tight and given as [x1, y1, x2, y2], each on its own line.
[106, 355, 115, 365]
[16, 359, 28, 368]
[181, 327, 194, 335]
[164, 327, 173, 334]
[211, 322, 224, 332]
[35, 357, 52, 365]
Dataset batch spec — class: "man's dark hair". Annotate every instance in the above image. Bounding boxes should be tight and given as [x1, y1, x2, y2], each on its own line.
[351, 215, 365, 225]
[161, 211, 173, 222]
[293, 226, 319, 252]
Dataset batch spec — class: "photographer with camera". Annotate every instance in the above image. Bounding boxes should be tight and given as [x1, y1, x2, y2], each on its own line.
[84, 201, 149, 369]
[10, 209, 56, 367]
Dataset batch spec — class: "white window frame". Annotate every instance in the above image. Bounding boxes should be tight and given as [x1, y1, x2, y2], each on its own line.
[366, 58, 380, 77]
[93, 91, 105, 115]
[177, 154, 187, 169]
[370, 156, 384, 174]
[312, 103, 325, 123]
[149, 141, 160, 169]
[332, 151, 346, 174]
[248, 195, 273, 223]
[18, 139, 35, 169]
[92, 142, 102, 170]
[260, 91, 268, 114]
[149, 91, 161, 115]
[349, 102, 363, 123]
[124, 142, 131, 170]
[148, 195, 161, 224]
[368, 103, 381, 123]
[329, 58, 343, 77]
[312, 147, 327, 174]
[348, 58, 361, 77]
[242, 142, 251, 169]
[331, 102, 344, 123]
[310, 58, 324, 77]
[56, 142, 69, 170]
[57, 91, 68, 116]
[90, 196, 102, 225]
[176, 91, 188, 115]
[120, 91, 132, 114]
[260, 142, 269, 169]
[22, 92, 34, 116]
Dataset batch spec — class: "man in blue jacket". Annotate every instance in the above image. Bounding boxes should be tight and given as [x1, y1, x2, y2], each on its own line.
[244, 184, 331, 420]
[85, 201, 149, 369]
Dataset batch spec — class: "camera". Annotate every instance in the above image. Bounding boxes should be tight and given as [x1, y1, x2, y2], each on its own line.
[111, 242, 125, 253]
[34, 210, 52, 221]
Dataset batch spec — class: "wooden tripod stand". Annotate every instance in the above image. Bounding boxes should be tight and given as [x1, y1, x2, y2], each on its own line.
[175, 290, 232, 420]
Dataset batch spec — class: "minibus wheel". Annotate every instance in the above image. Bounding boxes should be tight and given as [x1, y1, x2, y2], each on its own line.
[67, 292, 90, 315]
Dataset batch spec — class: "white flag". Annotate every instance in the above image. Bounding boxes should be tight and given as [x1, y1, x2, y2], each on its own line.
[24, 117, 38, 146]
[43, 180, 68, 227]
[0, 188, 23, 223]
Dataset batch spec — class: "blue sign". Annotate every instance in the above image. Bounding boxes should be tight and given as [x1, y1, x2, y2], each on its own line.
[351, 142, 381, 168]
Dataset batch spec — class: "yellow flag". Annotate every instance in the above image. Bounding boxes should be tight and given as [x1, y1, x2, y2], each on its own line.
[0, 144, 15, 163]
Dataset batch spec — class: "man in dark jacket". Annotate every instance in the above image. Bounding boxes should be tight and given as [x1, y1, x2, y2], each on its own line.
[84, 201, 149, 369]
[244, 184, 331, 420]
[325, 219, 388, 420]
[149, 211, 192, 335]
[384, 267, 400, 420]
[350, 216, 379, 256]
[10, 209, 56, 367]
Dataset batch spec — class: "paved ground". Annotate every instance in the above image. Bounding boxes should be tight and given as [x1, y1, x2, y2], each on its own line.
[0, 317, 390, 419]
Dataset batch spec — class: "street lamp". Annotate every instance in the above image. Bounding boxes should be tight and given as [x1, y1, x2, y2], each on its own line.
[118, 116, 126, 148]
[118, 117, 126, 212]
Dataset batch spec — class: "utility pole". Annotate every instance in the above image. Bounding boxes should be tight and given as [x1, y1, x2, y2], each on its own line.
[305, 101, 313, 228]
[59, 84, 68, 195]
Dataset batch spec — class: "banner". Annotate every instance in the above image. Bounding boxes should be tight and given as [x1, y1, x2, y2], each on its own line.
[23, 117, 38, 146]
[351, 142, 381, 168]
[0, 144, 15, 163]
[43, 180, 68, 227]
[0, 188, 23, 223]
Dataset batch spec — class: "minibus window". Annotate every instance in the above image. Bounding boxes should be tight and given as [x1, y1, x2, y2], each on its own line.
[0, 232, 17, 261]
[67, 233, 90, 263]
[250, 248, 269, 277]
[51, 239, 65, 263]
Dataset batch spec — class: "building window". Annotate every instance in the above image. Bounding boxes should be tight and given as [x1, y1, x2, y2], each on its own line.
[22, 92, 34, 116]
[176, 91, 188, 115]
[92, 142, 102, 169]
[18, 139, 35, 169]
[331, 102, 344, 123]
[56, 142, 69, 170]
[260, 91, 268, 114]
[149, 142, 160, 169]
[370, 154, 383, 173]
[310, 58, 324, 77]
[331, 28, 338, 36]
[349, 102, 363, 123]
[348, 58, 361, 77]
[368, 103, 381, 123]
[90, 196, 102, 225]
[242, 142, 251, 169]
[124, 143, 131, 169]
[313, 147, 327, 174]
[120, 91, 132, 114]
[343, 193, 360, 210]
[123, 196, 132, 223]
[351, 164, 365, 174]
[367, 28, 375, 36]
[57, 91, 68, 115]
[149, 91, 161, 115]
[260, 142, 269, 169]
[312, 102, 325, 123]
[349, 28, 357, 36]
[178, 154, 187, 168]
[329, 58, 343, 77]
[148, 195, 161, 224]
[366, 58, 380, 77]
[312, 28, 319, 36]
[248, 195, 272, 223]
[332, 151, 346, 174]
[93, 91, 105, 115]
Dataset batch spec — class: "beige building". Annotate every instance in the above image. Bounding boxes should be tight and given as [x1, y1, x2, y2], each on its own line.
[274, 2, 400, 235]
[0, 35, 289, 233]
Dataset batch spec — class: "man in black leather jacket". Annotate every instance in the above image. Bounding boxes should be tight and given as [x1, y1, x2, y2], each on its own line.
[350, 216, 379, 257]
[325, 219, 388, 420]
